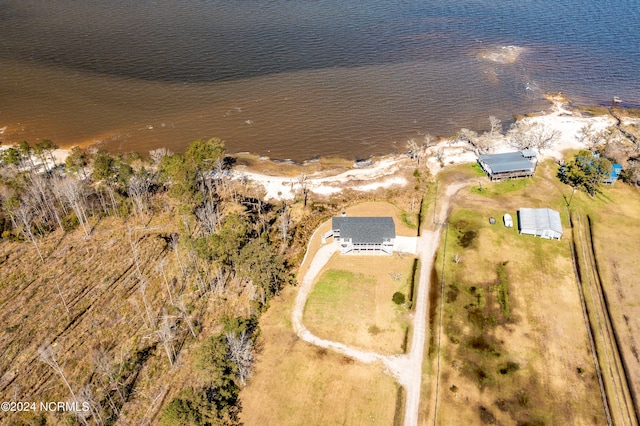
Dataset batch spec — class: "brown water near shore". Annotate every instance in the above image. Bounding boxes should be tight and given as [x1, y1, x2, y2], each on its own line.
[1, 1, 638, 161]
[0, 57, 547, 161]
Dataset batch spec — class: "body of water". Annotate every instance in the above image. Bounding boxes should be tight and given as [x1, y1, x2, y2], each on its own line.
[0, 1, 638, 160]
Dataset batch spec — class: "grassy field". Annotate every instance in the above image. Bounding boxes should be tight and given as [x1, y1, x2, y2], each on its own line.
[240, 284, 400, 425]
[305, 254, 415, 354]
[422, 161, 609, 425]
[241, 200, 417, 425]
[572, 180, 640, 421]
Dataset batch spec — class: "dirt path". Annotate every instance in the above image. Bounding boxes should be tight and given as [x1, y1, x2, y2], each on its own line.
[291, 182, 465, 426]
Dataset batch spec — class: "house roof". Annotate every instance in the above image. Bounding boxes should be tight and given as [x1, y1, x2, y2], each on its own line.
[332, 217, 395, 244]
[520, 149, 537, 158]
[518, 208, 563, 234]
[478, 151, 535, 174]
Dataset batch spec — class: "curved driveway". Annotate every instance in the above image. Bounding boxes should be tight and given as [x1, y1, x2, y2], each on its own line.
[291, 183, 463, 426]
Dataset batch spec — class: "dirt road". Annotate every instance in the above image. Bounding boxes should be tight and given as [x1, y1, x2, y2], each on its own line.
[291, 182, 463, 426]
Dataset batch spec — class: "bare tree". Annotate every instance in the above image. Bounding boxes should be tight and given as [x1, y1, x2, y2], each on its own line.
[77, 385, 104, 426]
[212, 157, 229, 195]
[170, 233, 186, 277]
[531, 123, 561, 150]
[54, 176, 91, 236]
[195, 198, 220, 236]
[128, 174, 152, 220]
[103, 183, 119, 217]
[406, 138, 422, 166]
[278, 204, 290, 244]
[489, 116, 502, 136]
[25, 173, 64, 232]
[508, 121, 561, 150]
[38, 342, 84, 424]
[475, 134, 494, 153]
[457, 128, 478, 143]
[93, 347, 125, 404]
[129, 228, 154, 327]
[226, 331, 254, 385]
[11, 198, 44, 262]
[577, 123, 601, 149]
[298, 174, 309, 207]
[423, 133, 437, 148]
[212, 268, 227, 295]
[173, 296, 197, 338]
[154, 316, 177, 366]
[149, 148, 172, 166]
[155, 258, 174, 305]
[53, 279, 70, 317]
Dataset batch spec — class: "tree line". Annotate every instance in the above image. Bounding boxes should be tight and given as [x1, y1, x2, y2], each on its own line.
[0, 137, 300, 425]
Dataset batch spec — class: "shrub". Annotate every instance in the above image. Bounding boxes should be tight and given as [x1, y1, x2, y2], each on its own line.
[498, 361, 520, 375]
[392, 292, 406, 305]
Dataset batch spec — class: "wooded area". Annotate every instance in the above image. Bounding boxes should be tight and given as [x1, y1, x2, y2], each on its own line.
[0, 138, 321, 425]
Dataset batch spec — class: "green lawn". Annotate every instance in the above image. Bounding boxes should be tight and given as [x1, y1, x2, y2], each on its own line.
[304, 254, 415, 354]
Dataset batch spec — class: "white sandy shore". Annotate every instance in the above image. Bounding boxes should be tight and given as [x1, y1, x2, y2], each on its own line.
[234, 100, 631, 201]
[3, 99, 635, 200]
[232, 156, 410, 200]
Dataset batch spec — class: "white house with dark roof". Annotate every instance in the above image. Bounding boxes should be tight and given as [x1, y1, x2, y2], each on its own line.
[518, 208, 563, 240]
[328, 216, 396, 254]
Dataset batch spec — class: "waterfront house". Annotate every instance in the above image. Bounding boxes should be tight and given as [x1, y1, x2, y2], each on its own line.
[327, 216, 396, 254]
[478, 151, 537, 180]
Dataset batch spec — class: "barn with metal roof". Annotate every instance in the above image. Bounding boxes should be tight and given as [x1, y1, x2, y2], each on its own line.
[478, 151, 537, 180]
[330, 216, 396, 254]
[517, 208, 563, 240]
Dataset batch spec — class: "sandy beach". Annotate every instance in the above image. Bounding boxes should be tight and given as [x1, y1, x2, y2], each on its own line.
[3, 97, 637, 199]
[232, 97, 636, 201]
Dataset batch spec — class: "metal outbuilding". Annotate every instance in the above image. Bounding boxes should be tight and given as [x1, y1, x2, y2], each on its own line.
[517, 208, 563, 240]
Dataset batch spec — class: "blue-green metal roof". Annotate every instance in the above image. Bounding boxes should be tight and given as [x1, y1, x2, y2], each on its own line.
[478, 151, 535, 174]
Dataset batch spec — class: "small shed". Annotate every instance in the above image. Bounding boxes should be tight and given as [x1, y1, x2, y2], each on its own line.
[503, 214, 513, 228]
[604, 164, 623, 184]
[518, 208, 563, 240]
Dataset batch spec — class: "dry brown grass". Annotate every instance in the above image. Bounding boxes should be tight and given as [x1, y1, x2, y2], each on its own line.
[240, 285, 399, 426]
[304, 253, 415, 354]
[577, 182, 640, 418]
[0, 212, 244, 424]
[421, 161, 609, 425]
[241, 200, 418, 424]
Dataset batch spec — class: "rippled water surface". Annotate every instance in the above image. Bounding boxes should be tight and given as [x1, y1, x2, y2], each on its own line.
[1, 1, 638, 160]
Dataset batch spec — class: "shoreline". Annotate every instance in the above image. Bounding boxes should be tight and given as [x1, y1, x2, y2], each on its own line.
[230, 96, 639, 200]
[3, 96, 639, 201]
